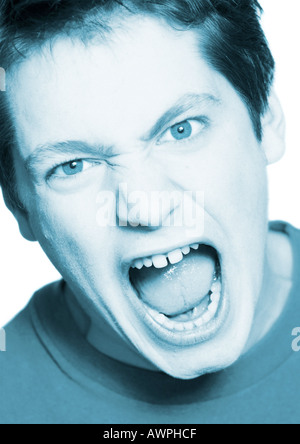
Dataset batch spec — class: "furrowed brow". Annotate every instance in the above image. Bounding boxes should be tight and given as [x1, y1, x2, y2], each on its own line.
[25, 94, 220, 175]
[142, 93, 221, 142]
[25, 140, 114, 174]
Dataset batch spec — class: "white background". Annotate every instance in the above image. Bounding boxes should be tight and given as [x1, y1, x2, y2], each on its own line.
[0, 0, 300, 327]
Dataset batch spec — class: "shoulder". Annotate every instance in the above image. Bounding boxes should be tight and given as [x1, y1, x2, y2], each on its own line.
[1, 280, 62, 352]
[0, 281, 63, 424]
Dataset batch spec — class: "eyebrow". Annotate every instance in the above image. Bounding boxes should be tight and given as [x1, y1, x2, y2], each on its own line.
[25, 92, 220, 175]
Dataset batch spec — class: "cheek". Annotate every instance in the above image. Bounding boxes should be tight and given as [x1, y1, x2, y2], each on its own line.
[212, 142, 269, 263]
[219, 151, 268, 221]
[28, 191, 107, 273]
[212, 142, 268, 295]
[177, 131, 268, 274]
[196, 130, 268, 226]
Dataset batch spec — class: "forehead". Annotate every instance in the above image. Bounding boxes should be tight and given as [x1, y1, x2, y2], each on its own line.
[7, 16, 228, 153]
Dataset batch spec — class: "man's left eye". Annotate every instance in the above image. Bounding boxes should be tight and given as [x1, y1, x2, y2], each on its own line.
[158, 119, 206, 144]
[62, 160, 85, 176]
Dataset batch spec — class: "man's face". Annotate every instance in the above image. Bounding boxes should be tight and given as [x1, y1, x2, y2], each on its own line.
[8, 16, 269, 379]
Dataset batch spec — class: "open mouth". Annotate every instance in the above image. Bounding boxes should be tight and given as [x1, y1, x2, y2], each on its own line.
[129, 242, 227, 345]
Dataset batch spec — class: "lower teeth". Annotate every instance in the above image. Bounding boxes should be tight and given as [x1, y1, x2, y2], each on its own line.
[145, 278, 222, 332]
[167, 296, 210, 322]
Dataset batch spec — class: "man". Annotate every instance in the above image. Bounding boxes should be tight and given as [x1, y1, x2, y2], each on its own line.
[0, 0, 299, 424]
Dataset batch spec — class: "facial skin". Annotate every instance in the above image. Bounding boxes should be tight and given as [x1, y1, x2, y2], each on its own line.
[6, 15, 288, 379]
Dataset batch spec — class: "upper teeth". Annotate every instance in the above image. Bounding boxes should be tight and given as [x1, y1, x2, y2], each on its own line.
[132, 243, 200, 270]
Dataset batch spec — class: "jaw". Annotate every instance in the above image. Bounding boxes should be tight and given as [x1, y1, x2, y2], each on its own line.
[59, 233, 262, 379]
[33, 205, 266, 379]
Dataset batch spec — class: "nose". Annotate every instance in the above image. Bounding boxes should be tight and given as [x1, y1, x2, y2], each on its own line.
[116, 159, 181, 229]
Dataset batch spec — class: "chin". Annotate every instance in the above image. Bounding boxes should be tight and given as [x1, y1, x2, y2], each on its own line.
[168, 343, 247, 380]
[149, 277, 257, 379]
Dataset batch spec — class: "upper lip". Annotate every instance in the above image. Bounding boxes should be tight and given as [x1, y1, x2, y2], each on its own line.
[124, 236, 221, 269]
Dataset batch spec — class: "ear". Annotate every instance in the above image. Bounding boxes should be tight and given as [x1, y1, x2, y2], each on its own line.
[261, 89, 286, 165]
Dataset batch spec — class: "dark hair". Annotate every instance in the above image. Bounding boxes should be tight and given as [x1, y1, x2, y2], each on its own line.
[0, 0, 275, 210]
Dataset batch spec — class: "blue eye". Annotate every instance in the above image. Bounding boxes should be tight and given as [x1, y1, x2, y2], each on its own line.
[48, 159, 101, 181]
[170, 121, 193, 140]
[157, 118, 207, 145]
[62, 160, 84, 176]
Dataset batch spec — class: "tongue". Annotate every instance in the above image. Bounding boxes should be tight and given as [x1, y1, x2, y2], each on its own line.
[131, 245, 217, 316]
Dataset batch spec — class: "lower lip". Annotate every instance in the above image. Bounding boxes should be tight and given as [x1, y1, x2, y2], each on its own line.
[132, 277, 229, 347]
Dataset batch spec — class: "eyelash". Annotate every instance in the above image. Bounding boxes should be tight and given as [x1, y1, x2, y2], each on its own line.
[157, 116, 209, 145]
[46, 159, 101, 181]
